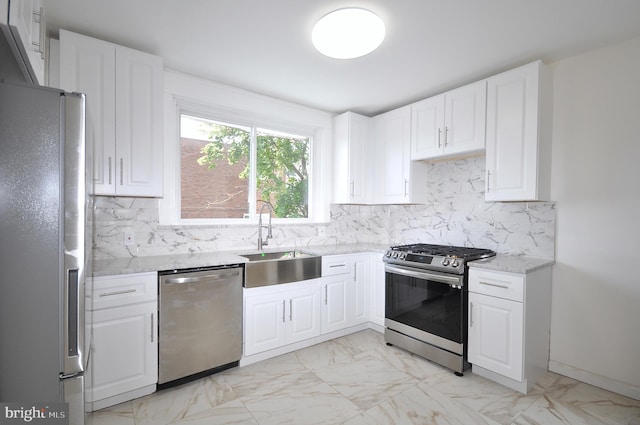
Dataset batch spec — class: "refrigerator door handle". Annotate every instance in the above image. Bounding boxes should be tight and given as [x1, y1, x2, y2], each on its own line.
[63, 268, 83, 375]
[66, 269, 79, 357]
[61, 92, 86, 377]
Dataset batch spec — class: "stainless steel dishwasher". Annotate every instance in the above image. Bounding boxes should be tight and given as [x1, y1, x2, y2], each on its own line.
[158, 264, 243, 389]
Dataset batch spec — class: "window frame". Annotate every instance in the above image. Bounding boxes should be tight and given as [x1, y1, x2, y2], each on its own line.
[160, 94, 324, 227]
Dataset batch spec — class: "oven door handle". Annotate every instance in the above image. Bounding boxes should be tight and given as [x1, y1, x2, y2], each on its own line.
[385, 265, 463, 286]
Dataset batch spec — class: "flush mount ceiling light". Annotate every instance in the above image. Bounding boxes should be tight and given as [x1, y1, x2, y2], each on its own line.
[312, 8, 385, 59]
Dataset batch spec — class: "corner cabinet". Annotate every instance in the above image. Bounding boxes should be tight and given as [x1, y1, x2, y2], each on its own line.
[333, 112, 371, 203]
[59, 29, 163, 197]
[86, 272, 158, 411]
[467, 265, 552, 394]
[485, 60, 551, 202]
[320, 254, 369, 334]
[411, 80, 487, 160]
[372, 105, 429, 204]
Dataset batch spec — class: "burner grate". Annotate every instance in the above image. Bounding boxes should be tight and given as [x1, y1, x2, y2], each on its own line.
[391, 243, 494, 260]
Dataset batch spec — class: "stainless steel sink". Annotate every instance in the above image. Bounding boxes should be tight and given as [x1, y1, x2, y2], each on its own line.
[240, 251, 321, 288]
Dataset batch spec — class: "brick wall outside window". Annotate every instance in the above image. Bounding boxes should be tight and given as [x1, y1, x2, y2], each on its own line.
[180, 137, 248, 219]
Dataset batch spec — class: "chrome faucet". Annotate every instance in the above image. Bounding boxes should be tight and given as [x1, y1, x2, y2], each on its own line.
[257, 202, 273, 250]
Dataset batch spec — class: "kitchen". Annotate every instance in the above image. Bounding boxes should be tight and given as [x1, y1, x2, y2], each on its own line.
[1, 1, 640, 424]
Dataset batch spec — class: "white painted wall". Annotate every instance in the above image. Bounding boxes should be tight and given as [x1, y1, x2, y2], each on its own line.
[549, 36, 640, 399]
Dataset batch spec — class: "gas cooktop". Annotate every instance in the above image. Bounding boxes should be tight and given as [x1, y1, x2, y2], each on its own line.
[383, 243, 496, 274]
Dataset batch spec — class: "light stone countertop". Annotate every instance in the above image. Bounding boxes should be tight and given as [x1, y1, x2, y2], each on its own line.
[91, 243, 389, 277]
[468, 254, 554, 274]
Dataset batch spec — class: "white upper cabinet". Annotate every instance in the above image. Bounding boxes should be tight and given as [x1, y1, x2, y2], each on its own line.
[59, 30, 163, 197]
[485, 60, 551, 202]
[333, 111, 371, 203]
[373, 105, 428, 204]
[411, 80, 487, 160]
[1, 0, 46, 84]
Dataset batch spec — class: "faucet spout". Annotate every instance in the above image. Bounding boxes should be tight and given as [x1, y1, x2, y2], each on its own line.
[257, 202, 274, 251]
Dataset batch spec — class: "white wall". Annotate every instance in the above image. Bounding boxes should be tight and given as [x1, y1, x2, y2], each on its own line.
[549, 36, 640, 400]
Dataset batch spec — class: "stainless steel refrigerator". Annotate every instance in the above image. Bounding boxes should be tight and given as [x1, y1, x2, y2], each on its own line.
[0, 80, 88, 425]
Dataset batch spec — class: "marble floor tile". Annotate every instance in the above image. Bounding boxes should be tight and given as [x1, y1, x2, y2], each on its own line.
[312, 353, 419, 410]
[420, 370, 542, 424]
[170, 400, 257, 425]
[87, 329, 640, 425]
[291, 337, 364, 372]
[132, 374, 237, 425]
[365, 384, 502, 425]
[86, 402, 135, 425]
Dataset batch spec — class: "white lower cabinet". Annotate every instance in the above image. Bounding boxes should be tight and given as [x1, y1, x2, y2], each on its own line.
[244, 279, 321, 357]
[320, 254, 370, 334]
[468, 266, 551, 394]
[369, 253, 386, 327]
[468, 291, 524, 381]
[87, 272, 158, 411]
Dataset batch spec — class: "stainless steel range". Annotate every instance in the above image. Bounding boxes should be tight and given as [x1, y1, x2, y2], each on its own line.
[383, 243, 495, 375]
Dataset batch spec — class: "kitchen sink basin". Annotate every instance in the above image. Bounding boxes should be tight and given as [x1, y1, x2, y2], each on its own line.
[240, 251, 321, 288]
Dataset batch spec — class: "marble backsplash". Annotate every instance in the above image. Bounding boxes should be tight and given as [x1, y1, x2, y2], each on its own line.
[92, 157, 555, 260]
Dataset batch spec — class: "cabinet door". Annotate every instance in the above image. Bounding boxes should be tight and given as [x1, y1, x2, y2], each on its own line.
[411, 95, 445, 160]
[321, 274, 349, 334]
[352, 255, 370, 325]
[444, 80, 486, 156]
[369, 254, 386, 327]
[485, 61, 540, 201]
[375, 105, 412, 203]
[6, 0, 45, 84]
[333, 112, 370, 203]
[59, 30, 116, 195]
[287, 285, 321, 343]
[88, 302, 157, 402]
[114, 46, 163, 197]
[244, 292, 287, 356]
[468, 292, 523, 381]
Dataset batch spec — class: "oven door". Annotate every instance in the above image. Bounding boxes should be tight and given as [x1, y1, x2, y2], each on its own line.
[385, 264, 466, 355]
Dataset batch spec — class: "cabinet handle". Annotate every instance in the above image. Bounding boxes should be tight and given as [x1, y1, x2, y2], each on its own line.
[324, 285, 328, 305]
[120, 158, 124, 185]
[32, 8, 45, 59]
[98, 288, 136, 297]
[469, 302, 474, 327]
[350, 180, 354, 197]
[486, 170, 491, 193]
[404, 179, 408, 197]
[289, 299, 293, 321]
[282, 300, 286, 323]
[353, 264, 357, 282]
[438, 128, 442, 148]
[330, 264, 346, 268]
[479, 281, 510, 289]
[150, 313, 154, 343]
[444, 126, 449, 147]
[108, 157, 112, 184]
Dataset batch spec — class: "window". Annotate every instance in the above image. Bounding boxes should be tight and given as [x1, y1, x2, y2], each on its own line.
[179, 113, 311, 221]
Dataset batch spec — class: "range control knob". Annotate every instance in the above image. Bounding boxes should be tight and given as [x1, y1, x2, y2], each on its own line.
[451, 259, 460, 268]
[392, 252, 399, 258]
[441, 258, 450, 266]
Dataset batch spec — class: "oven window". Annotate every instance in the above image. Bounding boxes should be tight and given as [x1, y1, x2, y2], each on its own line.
[385, 272, 464, 343]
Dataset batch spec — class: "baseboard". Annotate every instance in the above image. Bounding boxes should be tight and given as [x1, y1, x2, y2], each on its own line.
[549, 360, 640, 401]
[86, 384, 156, 412]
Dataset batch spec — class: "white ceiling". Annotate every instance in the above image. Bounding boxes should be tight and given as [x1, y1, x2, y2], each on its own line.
[43, 0, 640, 116]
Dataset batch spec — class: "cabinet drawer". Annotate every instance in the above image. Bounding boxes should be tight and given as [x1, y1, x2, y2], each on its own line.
[322, 255, 353, 276]
[469, 269, 524, 302]
[90, 272, 157, 310]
